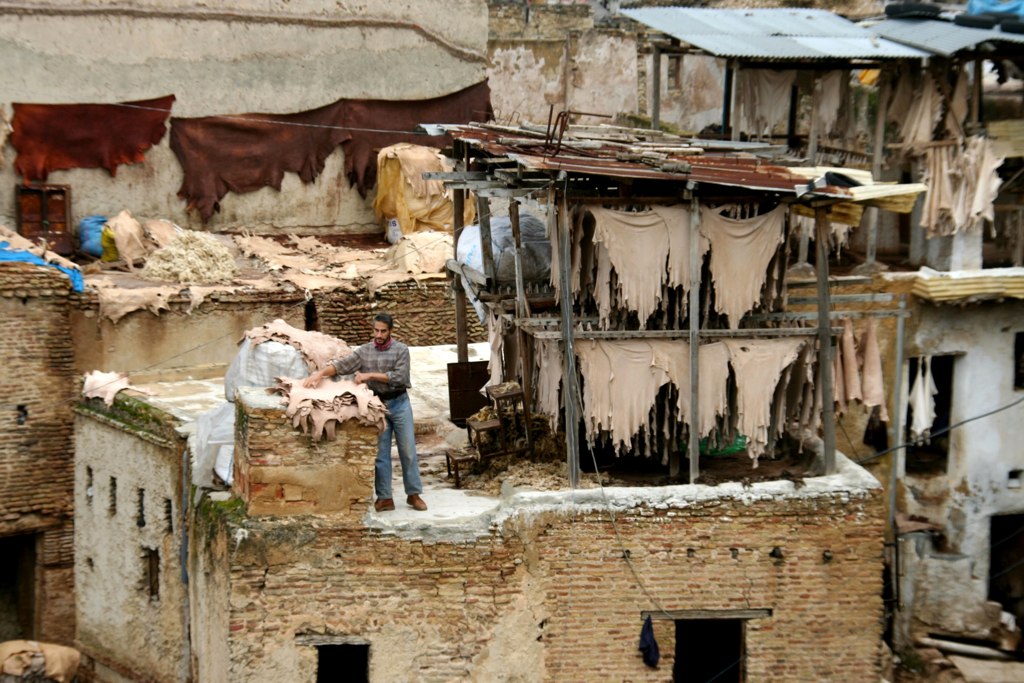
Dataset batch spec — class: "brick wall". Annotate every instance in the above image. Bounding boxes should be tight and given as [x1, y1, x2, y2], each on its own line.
[315, 277, 486, 347]
[196, 395, 887, 682]
[0, 262, 77, 644]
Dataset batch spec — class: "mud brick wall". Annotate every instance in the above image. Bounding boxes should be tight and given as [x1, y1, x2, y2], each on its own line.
[0, 262, 77, 643]
[234, 391, 378, 517]
[200, 480, 885, 680]
[314, 278, 485, 347]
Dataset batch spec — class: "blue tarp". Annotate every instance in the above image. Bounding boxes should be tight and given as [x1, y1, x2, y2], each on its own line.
[0, 242, 84, 292]
[967, 0, 1024, 17]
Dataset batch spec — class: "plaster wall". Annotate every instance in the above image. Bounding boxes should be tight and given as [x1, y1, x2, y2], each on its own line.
[645, 53, 727, 134]
[0, 0, 488, 234]
[74, 410, 188, 683]
[897, 300, 1024, 639]
[70, 290, 307, 374]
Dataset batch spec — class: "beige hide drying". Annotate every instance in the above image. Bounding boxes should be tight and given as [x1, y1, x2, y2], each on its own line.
[372, 143, 476, 236]
[533, 339, 563, 425]
[81, 370, 151, 406]
[736, 69, 796, 138]
[106, 210, 150, 269]
[245, 319, 351, 372]
[144, 219, 181, 248]
[94, 283, 180, 323]
[840, 318, 863, 404]
[575, 340, 669, 451]
[701, 205, 785, 329]
[859, 318, 889, 421]
[0, 640, 80, 683]
[272, 377, 387, 441]
[648, 340, 730, 439]
[723, 338, 808, 464]
[0, 225, 80, 272]
[383, 230, 452, 273]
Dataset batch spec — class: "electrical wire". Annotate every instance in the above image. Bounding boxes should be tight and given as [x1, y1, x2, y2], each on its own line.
[856, 394, 1024, 466]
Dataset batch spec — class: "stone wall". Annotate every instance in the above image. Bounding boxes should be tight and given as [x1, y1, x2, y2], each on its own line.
[73, 395, 189, 683]
[315, 277, 486, 347]
[0, 262, 76, 644]
[193, 394, 888, 681]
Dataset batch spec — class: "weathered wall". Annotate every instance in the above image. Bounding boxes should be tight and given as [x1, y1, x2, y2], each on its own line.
[0, 0, 488, 234]
[0, 262, 76, 644]
[896, 299, 1024, 641]
[73, 396, 189, 683]
[315, 277, 486, 347]
[70, 288, 307, 374]
[194, 395, 888, 681]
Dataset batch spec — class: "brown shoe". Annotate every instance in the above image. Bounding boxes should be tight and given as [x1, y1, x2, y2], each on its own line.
[374, 498, 395, 512]
[406, 494, 427, 511]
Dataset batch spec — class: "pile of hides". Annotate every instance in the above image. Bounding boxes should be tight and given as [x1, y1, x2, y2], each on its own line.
[557, 204, 784, 330]
[170, 81, 491, 220]
[11, 94, 174, 181]
[372, 143, 476, 241]
[140, 231, 238, 284]
[383, 230, 452, 274]
[242, 319, 351, 373]
[272, 377, 388, 441]
[0, 225, 83, 292]
[96, 209, 185, 270]
[0, 639, 80, 683]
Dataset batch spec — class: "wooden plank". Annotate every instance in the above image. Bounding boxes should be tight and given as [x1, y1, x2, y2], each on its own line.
[815, 207, 836, 475]
[643, 608, 772, 621]
[477, 195, 497, 287]
[525, 328, 829, 340]
[556, 189, 580, 488]
[687, 197, 701, 485]
[453, 186, 468, 363]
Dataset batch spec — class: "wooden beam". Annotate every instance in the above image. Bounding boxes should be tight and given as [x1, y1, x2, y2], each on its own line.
[510, 199, 533, 450]
[476, 195, 497, 287]
[452, 184, 469, 363]
[815, 206, 837, 475]
[556, 190, 580, 488]
[643, 608, 772, 621]
[687, 196, 701, 485]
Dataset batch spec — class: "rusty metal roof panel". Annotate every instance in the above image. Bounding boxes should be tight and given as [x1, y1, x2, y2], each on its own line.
[868, 17, 1024, 56]
[623, 7, 929, 60]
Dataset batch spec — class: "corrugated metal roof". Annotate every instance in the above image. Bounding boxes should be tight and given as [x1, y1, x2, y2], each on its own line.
[623, 7, 930, 60]
[868, 17, 1024, 56]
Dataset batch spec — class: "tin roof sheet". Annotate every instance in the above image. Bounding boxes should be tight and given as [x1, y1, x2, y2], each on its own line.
[623, 7, 929, 60]
[868, 17, 1024, 56]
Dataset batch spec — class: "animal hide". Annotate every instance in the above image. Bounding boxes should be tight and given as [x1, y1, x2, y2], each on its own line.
[12, 95, 174, 181]
[170, 81, 492, 220]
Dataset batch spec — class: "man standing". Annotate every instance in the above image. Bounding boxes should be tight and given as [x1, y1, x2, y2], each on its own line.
[303, 313, 427, 512]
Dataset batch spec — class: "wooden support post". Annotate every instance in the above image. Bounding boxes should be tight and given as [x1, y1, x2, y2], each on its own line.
[857, 69, 891, 273]
[687, 196, 701, 485]
[510, 199, 533, 449]
[814, 206, 836, 475]
[808, 73, 820, 162]
[477, 194, 496, 287]
[453, 186, 469, 363]
[722, 60, 734, 138]
[556, 190, 580, 488]
[729, 61, 740, 142]
[1015, 209, 1024, 267]
[652, 45, 662, 130]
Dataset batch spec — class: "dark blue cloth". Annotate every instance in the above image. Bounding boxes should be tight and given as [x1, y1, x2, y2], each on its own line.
[78, 215, 107, 257]
[639, 615, 660, 667]
[0, 242, 84, 292]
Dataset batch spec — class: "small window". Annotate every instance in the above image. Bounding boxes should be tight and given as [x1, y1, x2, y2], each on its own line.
[143, 547, 159, 600]
[86, 467, 93, 505]
[164, 499, 174, 534]
[136, 489, 146, 528]
[1014, 332, 1023, 390]
[108, 477, 117, 515]
[905, 355, 955, 476]
[667, 54, 683, 92]
[317, 644, 369, 683]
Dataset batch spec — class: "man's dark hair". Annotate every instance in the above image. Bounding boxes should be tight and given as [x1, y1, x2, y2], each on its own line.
[373, 312, 394, 330]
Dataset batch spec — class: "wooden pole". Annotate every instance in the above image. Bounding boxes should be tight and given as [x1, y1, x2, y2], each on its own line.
[815, 206, 836, 474]
[453, 185, 469, 363]
[864, 69, 891, 269]
[477, 195, 496, 287]
[652, 45, 662, 130]
[556, 189, 580, 488]
[688, 195, 701, 484]
[510, 199, 533, 449]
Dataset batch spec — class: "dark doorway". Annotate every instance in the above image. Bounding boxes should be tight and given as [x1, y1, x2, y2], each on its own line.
[905, 355, 955, 476]
[990, 514, 1024, 627]
[0, 535, 36, 641]
[317, 644, 369, 683]
[675, 618, 744, 682]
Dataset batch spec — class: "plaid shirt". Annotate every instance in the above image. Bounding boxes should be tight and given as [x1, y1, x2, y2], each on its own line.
[331, 340, 411, 395]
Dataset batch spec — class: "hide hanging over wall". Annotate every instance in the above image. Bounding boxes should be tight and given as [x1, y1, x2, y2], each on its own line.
[170, 81, 492, 221]
[11, 94, 175, 181]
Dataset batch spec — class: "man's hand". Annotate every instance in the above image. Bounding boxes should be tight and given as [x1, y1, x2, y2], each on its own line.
[302, 370, 326, 388]
[354, 371, 370, 385]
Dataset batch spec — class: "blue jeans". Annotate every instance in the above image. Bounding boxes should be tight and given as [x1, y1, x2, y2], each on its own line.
[376, 392, 423, 499]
